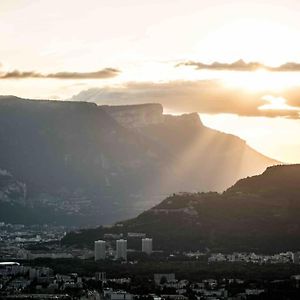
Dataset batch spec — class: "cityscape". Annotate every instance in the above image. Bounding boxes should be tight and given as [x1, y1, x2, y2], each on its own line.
[2, 222, 300, 298]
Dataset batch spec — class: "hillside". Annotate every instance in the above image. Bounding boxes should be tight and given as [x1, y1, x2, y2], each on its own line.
[63, 165, 300, 253]
[0, 96, 276, 225]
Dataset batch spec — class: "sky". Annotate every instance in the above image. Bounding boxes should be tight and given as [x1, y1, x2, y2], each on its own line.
[0, 0, 300, 163]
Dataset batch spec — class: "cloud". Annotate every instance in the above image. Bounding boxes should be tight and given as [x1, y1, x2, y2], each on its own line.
[259, 95, 300, 112]
[274, 62, 300, 72]
[0, 68, 120, 80]
[177, 59, 300, 72]
[70, 80, 300, 119]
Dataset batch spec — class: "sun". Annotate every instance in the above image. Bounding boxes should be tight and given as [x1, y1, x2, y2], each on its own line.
[259, 95, 300, 111]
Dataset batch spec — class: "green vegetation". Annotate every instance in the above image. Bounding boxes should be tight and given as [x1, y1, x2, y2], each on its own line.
[63, 165, 300, 253]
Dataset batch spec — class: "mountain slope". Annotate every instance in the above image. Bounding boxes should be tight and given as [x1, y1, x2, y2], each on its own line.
[134, 113, 276, 192]
[0, 96, 276, 225]
[0, 96, 166, 225]
[63, 165, 300, 253]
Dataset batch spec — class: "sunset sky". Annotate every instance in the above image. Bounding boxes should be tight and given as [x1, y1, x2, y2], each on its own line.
[1, 0, 300, 163]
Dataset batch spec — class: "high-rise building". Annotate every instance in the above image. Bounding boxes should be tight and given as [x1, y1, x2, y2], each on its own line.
[94, 240, 106, 261]
[116, 239, 127, 260]
[142, 238, 153, 255]
[293, 252, 300, 264]
[95, 272, 107, 282]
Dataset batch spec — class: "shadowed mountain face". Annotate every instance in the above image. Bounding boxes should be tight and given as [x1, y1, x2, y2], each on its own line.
[63, 165, 300, 253]
[0, 96, 276, 225]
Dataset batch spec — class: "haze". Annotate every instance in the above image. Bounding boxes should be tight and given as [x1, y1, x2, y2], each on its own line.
[1, 0, 300, 163]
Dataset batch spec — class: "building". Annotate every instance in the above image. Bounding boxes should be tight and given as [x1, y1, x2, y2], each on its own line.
[293, 252, 300, 264]
[154, 273, 176, 285]
[116, 239, 127, 260]
[94, 240, 106, 261]
[95, 272, 107, 282]
[104, 288, 133, 300]
[28, 251, 73, 260]
[127, 232, 146, 238]
[142, 238, 153, 254]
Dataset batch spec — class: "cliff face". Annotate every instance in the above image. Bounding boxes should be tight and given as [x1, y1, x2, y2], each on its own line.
[0, 96, 277, 225]
[103, 103, 164, 128]
[134, 111, 276, 193]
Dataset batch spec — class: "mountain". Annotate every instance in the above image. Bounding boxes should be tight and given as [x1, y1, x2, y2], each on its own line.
[0, 96, 276, 225]
[0, 168, 68, 224]
[0, 169, 26, 205]
[63, 165, 300, 253]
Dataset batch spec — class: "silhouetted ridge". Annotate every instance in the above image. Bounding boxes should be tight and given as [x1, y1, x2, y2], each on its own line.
[228, 164, 300, 194]
[0, 96, 276, 225]
[63, 165, 300, 253]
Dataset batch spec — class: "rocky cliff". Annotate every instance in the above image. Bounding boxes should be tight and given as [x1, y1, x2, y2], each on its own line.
[103, 103, 164, 128]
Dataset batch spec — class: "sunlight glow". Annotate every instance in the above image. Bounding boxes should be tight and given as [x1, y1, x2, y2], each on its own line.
[222, 70, 300, 92]
[259, 95, 300, 111]
[201, 113, 300, 164]
[196, 16, 300, 65]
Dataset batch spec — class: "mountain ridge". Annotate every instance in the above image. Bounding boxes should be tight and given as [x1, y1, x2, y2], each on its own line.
[63, 164, 300, 253]
[0, 96, 277, 225]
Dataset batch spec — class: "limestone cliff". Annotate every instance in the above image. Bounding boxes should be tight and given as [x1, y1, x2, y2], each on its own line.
[102, 103, 164, 128]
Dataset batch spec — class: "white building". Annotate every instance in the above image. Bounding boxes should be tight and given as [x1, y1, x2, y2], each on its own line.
[104, 289, 133, 300]
[116, 239, 127, 260]
[94, 240, 106, 261]
[154, 273, 176, 285]
[142, 238, 153, 255]
[293, 252, 300, 264]
[95, 272, 107, 282]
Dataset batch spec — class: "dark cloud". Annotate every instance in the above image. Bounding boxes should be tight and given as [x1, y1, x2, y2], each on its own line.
[0, 68, 120, 79]
[177, 59, 300, 72]
[71, 80, 300, 119]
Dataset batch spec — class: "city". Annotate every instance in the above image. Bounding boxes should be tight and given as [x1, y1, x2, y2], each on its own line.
[2, 222, 300, 299]
[1, 0, 300, 299]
